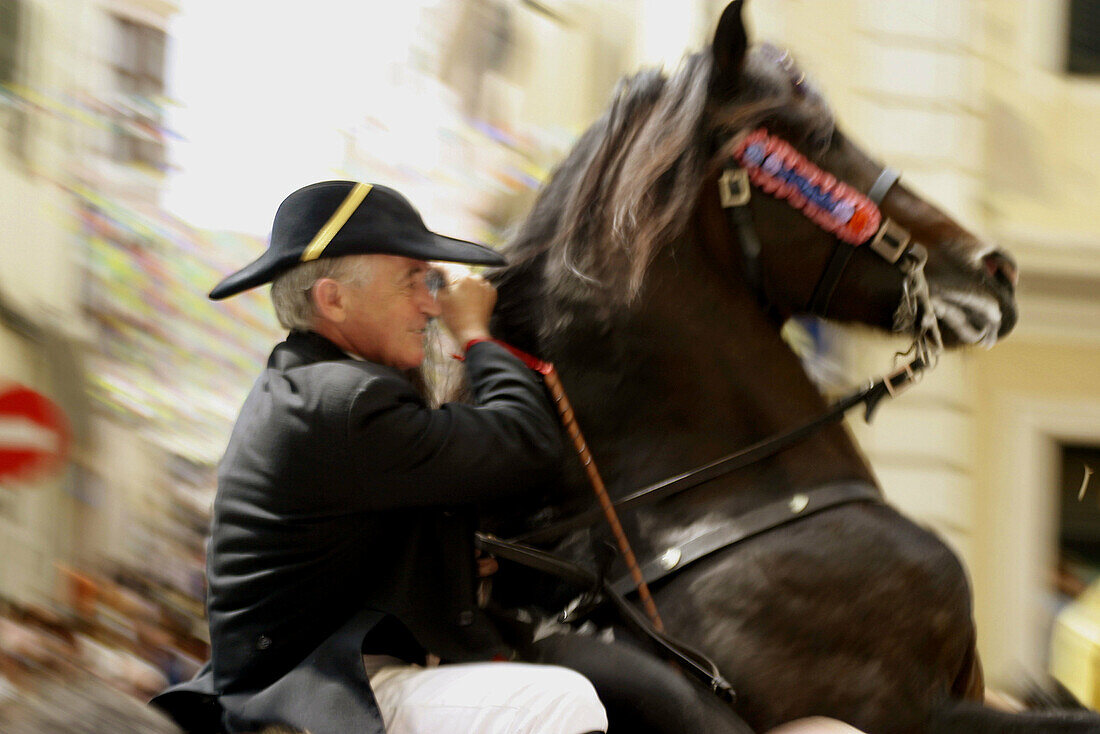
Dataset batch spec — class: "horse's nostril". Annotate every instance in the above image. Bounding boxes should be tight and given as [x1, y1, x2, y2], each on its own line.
[982, 251, 1018, 289]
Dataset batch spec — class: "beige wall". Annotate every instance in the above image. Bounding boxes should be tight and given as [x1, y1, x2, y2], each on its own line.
[972, 0, 1100, 682]
[983, 1, 1100, 250]
[971, 335, 1100, 679]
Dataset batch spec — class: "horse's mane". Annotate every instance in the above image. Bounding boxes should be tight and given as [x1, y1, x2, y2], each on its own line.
[499, 53, 713, 308]
[494, 44, 836, 346]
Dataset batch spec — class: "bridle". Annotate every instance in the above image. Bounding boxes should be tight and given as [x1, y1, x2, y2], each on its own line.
[720, 126, 943, 366]
[507, 127, 945, 547]
[720, 128, 912, 315]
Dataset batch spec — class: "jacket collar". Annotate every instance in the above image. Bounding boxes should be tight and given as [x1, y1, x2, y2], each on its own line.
[270, 331, 417, 387]
[269, 330, 355, 370]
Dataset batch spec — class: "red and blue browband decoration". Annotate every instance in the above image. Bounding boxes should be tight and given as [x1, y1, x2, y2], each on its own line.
[733, 128, 881, 246]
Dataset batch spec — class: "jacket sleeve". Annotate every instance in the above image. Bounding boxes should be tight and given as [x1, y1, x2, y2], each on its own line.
[338, 341, 564, 510]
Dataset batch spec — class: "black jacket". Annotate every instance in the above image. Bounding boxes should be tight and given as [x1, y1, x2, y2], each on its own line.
[153, 331, 562, 733]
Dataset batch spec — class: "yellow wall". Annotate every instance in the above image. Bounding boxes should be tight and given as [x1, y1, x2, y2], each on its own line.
[974, 340, 1100, 400]
[970, 335, 1100, 678]
[983, 0, 1100, 242]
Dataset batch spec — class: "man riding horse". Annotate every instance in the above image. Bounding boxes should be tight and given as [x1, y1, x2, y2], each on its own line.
[150, 0, 1088, 731]
[150, 180, 868, 732]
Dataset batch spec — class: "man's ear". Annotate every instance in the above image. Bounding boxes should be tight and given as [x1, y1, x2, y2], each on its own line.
[311, 278, 347, 323]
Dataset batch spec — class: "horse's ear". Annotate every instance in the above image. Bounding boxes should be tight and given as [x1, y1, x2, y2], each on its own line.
[712, 0, 749, 90]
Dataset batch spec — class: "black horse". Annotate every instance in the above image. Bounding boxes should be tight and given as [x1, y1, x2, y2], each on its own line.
[480, 2, 1100, 732]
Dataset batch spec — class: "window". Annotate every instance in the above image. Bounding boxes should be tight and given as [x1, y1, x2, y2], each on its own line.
[0, 0, 21, 85]
[1056, 443, 1100, 602]
[109, 15, 167, 169]
[1067, 0, 1100, 75]
[0, 0, 28, 161]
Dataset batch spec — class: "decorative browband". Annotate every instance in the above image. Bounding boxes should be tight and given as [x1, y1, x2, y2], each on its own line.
[733, 129, 882, 246]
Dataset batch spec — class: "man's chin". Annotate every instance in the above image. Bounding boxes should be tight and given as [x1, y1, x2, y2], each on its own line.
[394, 349, 425, 371]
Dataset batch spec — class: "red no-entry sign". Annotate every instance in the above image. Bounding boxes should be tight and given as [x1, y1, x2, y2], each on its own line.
[0, 384, 70, 485]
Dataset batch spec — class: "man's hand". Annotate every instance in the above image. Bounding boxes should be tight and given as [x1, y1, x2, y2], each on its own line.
[433, 263, 496, 348]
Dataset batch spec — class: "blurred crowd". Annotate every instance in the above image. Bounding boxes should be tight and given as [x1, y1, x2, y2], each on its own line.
[0, 562, 206, 731]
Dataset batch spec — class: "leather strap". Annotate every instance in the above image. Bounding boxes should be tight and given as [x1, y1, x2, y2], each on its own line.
[719, 166, 769, 310]
[727, 202, 766, 307]
[513, 356, 923, 546]
[609, 481, 882, 596]
[475, 532, 736, 701]
[807, 240, 856, 316]
[868, 167, 901, 205]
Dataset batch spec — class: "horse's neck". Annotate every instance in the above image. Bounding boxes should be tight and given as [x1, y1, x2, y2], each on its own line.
[542, 237, 875, 513]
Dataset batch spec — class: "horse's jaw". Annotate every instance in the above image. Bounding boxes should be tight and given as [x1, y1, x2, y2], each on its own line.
[929, 288, 1005, 348]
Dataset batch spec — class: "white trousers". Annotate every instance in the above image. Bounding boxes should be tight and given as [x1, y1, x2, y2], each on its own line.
[366, 659, 607, 734]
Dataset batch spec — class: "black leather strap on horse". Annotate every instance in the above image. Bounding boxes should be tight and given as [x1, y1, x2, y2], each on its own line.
[807, 240, 857, 316]
[609, 480, 882, 596]
[868, 167, 902, 206]
[514, 356, 925, 545]
[806, 167, 903, 316]
[474, 532, 736, 702]
[717, 167, 768, 308]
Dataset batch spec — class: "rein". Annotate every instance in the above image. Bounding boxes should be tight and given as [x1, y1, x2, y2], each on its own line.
[463, 338, 667, 631]
[512, 353, 926, 546]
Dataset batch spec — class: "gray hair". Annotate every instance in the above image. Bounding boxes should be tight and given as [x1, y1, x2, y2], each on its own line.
[270, 256, 375, 331]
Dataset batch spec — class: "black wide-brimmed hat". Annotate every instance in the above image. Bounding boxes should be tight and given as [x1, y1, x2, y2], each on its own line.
[209, 181, 507, 299]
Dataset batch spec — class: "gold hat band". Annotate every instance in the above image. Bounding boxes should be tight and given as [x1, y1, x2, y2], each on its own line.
[300, 183, 373, 262]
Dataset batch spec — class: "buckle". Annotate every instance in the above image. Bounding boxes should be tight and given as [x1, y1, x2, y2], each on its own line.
[863, 360, 919, 422]
[869, 218, 910, 263]
[719, 168, 751, 208]
[882, 360, 916, 398]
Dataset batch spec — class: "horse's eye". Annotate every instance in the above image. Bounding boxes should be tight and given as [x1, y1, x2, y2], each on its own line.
[811, 131, 833, 155]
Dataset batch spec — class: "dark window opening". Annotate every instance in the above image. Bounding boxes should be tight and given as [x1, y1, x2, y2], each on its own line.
[0, 0, 21, 85]
[1067, 0, 1100, 75]
[1056, 443, 1100, 598]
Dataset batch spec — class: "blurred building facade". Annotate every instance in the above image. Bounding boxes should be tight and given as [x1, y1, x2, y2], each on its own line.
[1, 0, 1099, 698]
[723, 0, 1100, 686]
[0, 0, 177, 606]
[0, 0, 280, 647]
